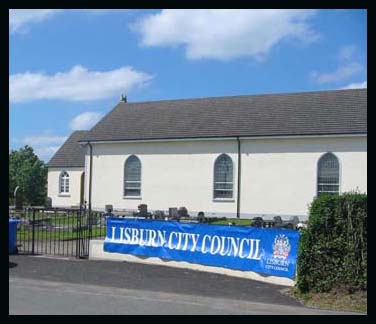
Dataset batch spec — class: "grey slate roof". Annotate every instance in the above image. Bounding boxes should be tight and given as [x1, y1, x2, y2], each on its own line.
[83, 88, 367, 142]
[47, 131, 88, 168]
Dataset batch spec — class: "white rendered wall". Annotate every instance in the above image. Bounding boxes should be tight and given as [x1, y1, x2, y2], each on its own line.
[47, 167, 84, 208]
[87, 140, 238, 215]
[240, 136, 367, 218]
[85, 136, 366, 218]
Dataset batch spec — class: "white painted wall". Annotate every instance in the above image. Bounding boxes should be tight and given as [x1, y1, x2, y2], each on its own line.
[84, 136, 366, 219]
[86, 140, 238, 215]
[48, 167, 84, 207]
[240, 136, 367, 217]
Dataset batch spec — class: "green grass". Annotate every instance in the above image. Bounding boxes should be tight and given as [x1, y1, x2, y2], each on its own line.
[17, 226, 106, 241]
[281, 287, 367, 314]
[13, 210, 106, 242]
[211, 218, 252, 226]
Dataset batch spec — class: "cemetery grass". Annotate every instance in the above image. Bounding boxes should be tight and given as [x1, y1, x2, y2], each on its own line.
[17, 227, 106, 241]
[211, 218, 252, 226]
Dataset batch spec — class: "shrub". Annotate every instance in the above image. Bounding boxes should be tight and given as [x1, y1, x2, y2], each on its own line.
[297, 192, 367, 293]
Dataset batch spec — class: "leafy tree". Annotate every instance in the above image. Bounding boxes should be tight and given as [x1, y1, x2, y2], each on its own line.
[9, 145, 47, 206]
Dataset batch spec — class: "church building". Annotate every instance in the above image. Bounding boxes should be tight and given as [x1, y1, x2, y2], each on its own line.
[47, 88, 367, 220]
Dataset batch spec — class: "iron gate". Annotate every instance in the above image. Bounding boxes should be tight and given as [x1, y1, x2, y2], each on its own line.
[11, 207, 107, 258]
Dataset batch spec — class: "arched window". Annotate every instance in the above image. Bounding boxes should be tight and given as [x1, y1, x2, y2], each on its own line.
[214, 154, 233, 199]
[124, 155, 141, 197]
[317, 152, 340, 196]
[59, 171, 70, 194]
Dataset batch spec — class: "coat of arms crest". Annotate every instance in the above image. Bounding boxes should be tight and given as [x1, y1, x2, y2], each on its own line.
[272, 234, 291, 260]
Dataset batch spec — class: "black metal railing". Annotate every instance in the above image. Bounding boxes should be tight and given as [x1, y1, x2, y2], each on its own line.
[10, 207, 106, 258]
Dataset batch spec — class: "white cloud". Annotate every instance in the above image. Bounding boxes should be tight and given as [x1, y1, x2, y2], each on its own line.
[19, 132, 68, 162]
[341, 81, 367, 89]
[70, 112, 103, 130]
[133, 9, 318, 61]
[9, 9, 63, 33]
[9, 9, 128, 34]
[22, 134, 67, 146]
[10, 137, 20, 145]
[338, 45, 357, 61]
[311, 45, 365, 85]
[311, 62, 363, 84]
[9, 65, 154, 103]
[34, 146, 61, 162]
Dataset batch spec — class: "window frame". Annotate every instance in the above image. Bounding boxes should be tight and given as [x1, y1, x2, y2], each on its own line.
[59, 170, 70, 196]
[213, 153, 235, 201]
[316, 152, 341, 197]
[123, 155, 142, 199]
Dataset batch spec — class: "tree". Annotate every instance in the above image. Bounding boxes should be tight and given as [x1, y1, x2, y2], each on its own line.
[9, 145, 48, 206]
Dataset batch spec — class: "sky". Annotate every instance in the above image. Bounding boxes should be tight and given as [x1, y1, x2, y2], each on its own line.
[9, 9, 367, 162]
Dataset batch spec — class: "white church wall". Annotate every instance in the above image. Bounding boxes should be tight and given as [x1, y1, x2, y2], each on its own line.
[47, 167, 84, 208]
[85, 136, 366, 219]
[240, 136, 367, 218]
[88, 140, 238, 215]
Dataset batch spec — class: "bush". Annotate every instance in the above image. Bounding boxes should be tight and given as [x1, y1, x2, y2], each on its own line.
[297, 192, 367, 293]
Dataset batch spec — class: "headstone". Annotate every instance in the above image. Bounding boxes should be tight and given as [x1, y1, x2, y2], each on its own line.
[273, 216, 283, 228]
[197, 211, 205, 223]
[289, 216, 300, 226]
[14, 186, 23, 211]
[169, 207, 178, 218]
[105, 204, 113, 214]
[178, 207, 188, 218]
[45, 197, 52, 209]
[252, 217, 264, 228]
[154, 210, 165, 220]
[138, 204, 148, 217]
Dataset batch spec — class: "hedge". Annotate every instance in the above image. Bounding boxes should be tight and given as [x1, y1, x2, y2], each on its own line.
[297, 191, 367, 293]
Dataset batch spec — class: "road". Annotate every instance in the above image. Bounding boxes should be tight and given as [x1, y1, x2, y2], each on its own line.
[9, 255, 361, 315]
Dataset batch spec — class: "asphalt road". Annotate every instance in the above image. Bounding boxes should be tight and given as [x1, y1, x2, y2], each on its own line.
[9, 255, 360, 315]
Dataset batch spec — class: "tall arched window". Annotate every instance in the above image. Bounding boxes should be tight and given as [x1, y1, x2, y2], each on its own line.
[317, 152, 340, 196]
[213, 154, 233, 199]
[124, 155, 141, 197]
[59, 171, 70, 194]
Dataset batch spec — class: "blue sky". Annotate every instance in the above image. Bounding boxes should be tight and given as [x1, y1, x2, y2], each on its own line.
[9, 9, 367, 162]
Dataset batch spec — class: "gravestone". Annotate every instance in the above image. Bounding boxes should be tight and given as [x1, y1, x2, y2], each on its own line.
[197, 211, 205, 223]
[14, 186, 23, 211]
[169, 207, 178, 219]
[154, 210, 165, 220]
[105, 204, 113, 215]
[178, 206, 189, 218]
[138, 204, 148, 218]
[45, 197, 52, 209]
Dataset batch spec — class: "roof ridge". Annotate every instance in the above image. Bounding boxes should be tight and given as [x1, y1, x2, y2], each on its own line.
[122, 88, 366, 106]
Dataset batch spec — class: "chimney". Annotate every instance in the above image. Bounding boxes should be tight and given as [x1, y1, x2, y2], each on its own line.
[120, 94, 127, 103]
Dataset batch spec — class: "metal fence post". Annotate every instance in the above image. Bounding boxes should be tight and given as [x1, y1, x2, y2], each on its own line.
[31, 208, 35, 255]
[76, 205, 82, 259]
[89, 209, 93, 241]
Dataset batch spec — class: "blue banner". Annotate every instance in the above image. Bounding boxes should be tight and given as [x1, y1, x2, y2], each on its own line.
[104, 218, 300, 279]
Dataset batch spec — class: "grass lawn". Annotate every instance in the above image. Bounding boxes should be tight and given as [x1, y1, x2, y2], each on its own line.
[17, 226, 106, 241]
[281, 287, 367, 314]
[15, 210, 106, 241]
[211, 218, 252, 226]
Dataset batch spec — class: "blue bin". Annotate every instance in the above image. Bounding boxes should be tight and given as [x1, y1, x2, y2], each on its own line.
[9, 219, 19, 254]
